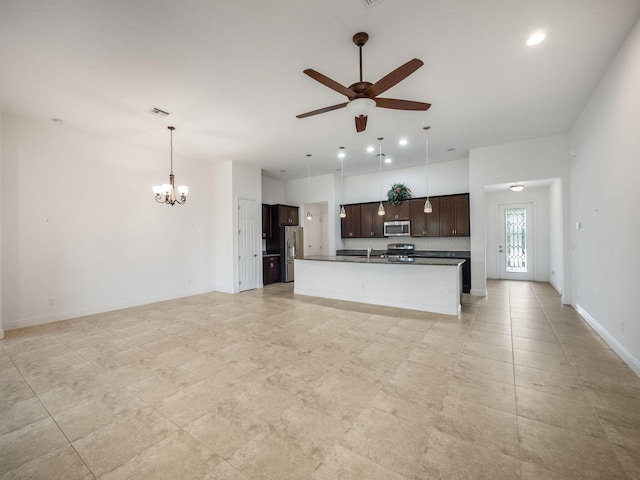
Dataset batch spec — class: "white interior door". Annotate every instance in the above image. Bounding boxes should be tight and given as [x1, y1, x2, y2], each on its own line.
[238, 198, 259, 291]
[498, 203, 535, 280]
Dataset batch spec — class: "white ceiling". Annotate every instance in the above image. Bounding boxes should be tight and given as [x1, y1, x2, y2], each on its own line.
[1, 0, 639, 181]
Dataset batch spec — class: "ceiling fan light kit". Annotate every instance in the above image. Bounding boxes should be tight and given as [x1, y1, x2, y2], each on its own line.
[297, 32, 431, 132]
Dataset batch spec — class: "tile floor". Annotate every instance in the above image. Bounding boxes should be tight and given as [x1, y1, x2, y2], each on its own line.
[1, 280, 639, 479]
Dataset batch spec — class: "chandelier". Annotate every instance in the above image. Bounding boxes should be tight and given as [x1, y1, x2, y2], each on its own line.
[152, 126, 188, 205]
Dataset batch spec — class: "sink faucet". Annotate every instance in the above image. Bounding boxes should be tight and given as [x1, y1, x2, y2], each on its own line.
[367, 247, 373, 261]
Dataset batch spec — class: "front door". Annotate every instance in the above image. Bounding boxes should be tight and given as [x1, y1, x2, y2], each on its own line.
[498, 203, 535, 280]
[238, 198, 259, 291]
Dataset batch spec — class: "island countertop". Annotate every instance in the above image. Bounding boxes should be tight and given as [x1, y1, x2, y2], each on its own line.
[301, 255, 465, 266]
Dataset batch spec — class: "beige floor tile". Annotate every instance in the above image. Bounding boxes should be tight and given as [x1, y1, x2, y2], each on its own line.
[416, 428, 520, 479]
[37, 372, 124, 415]
[520, 461, 575, 479]
[226, 429, 326, 480]
[312, 443, 409, 480]
[340, 407, 431, 477]
[466, 329, 513, 348]
[512, 336, 565, 357]
[0, 444, 93, 480]
[446, 376, 516, 414]
[518, 416, 627, 480]
[127, 365, 203, 402]
[514, 364, 587, 401]
[435, 396, 519, 458]
[100, 430, 220, 480]
[419, 331, 466, 355]
[515, 386, 607, 439]
[370, 391, 441, 428]
[0, 396, 49, 436]
[595, 405, 640, 452]
[72, 407, 179, 477]
[53, 388, 148, 441]
[462, 339, 513, 364]
[513, 348, 574, 375]
[203, 460, 251, 480]
[512, 325, 558, 342]
[455, 353, 514, 385]
[311, 371, 381, 422]
[471, 320, 512, 335]
[614, 444, 640, 480]
[0, 417, 69, 476]
[407, 345, 460, 372]
[385, 361, 452, 408]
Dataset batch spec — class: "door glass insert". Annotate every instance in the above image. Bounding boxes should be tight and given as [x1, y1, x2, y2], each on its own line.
[505, 208, 527, 272]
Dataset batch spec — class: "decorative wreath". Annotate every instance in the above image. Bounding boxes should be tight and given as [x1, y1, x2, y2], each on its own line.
[387, 183, 412, 205]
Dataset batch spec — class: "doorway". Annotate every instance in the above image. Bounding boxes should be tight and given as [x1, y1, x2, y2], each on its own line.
[302, 202, 328, 256]
[238, 198, 259, 291]
[497, 202, 535, 280]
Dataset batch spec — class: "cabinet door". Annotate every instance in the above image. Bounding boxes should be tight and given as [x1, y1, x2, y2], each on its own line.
[262, 204, 273, 239]
[341, 204, 361, 238]
[409, 199, 426, 237]
[384, 201, 411, 221]
[439, 196, 456, 236]
[410, 198, 441, 236]
[454, 194, 470, 237]
[360, 202, 385, 237]
[289, 206, 299, 226]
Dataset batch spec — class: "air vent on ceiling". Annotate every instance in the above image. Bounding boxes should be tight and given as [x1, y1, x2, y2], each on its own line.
[147, 107, 171, 117]
[362, 0, 383, 7]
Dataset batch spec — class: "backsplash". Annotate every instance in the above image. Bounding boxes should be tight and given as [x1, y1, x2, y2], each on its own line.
[340, 236, 470, 251]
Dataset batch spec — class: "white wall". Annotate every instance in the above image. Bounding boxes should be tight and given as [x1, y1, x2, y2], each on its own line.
[1, 114, 216, 330]
[261, 176, 285, 204]
[469, 135, 570, 297]
[0, 109, 3, 338]
[569, 16, 640, 373]
[485, 187, 550, 281]
[549, 178, 564, 293]
[214, 160, 262, 293]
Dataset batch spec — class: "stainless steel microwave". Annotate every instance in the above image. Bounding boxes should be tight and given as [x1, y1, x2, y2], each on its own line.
[383, 220, 411, 236]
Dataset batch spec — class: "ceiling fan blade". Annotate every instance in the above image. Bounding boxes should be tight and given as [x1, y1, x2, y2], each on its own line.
[365, 58, 424, 98]
[296, 102, 348, 119]
[355, 116, 367, 132]
[303, 69, 356, 98]
[375, 98, 431, 111]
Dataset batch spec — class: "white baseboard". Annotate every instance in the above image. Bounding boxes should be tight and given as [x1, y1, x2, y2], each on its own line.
[3, 287, 214, 332]
[573, 302, 640, 376]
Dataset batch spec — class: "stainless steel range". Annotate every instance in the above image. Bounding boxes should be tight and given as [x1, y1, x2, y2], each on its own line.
[382, 243, 415, 262]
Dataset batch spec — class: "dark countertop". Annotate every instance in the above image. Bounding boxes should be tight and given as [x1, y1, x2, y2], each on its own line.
[299, 255, 465, 266]
[336, 249, 470, 259]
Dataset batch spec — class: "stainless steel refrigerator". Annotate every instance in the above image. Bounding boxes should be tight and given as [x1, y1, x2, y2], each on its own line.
[281, 226, 304, 282]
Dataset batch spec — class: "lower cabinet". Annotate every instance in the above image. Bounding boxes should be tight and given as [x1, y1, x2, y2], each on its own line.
[263, 256, 281, 285]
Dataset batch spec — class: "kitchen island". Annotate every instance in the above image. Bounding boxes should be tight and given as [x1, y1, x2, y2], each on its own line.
[294, 255, 465, 315]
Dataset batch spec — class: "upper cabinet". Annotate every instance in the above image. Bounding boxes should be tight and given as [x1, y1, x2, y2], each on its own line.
[410, 197, 441, 237]
[277, 204, 299, 226]
[360, 202, 385, 238]
[340, 204, 362, 238]
[384, 201, 411, 221]
[439, 194, 470, 237]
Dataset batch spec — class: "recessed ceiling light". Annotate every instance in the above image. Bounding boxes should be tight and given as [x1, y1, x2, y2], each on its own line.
[367, 146, 375, 153]
[385, 157, 392, 164]
[526, 31, 546, 46]
[399, 138, 408, 146]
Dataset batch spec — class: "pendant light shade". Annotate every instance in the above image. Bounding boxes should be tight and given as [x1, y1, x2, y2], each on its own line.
[377, 137, 385, 216]
[340, 205, 346, 218]
[339, 149, 347, 218]
[423, 126, 432, 214]
[510, 184, 524, 192]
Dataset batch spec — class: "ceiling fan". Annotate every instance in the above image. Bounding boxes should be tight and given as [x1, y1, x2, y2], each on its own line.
[296, 32, 431, 133]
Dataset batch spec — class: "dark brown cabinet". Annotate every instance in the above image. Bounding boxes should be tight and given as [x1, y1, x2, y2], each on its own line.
[340, 204, 361, 238]
[262, 204, 274, 239]
[278, 205, 299, 226]
[439, 194, 470, 237]
[360, 202, 385, 238]
[263, 256, 281, 285]
[384, 201, 411, 221]
[410, 197, 441, 236]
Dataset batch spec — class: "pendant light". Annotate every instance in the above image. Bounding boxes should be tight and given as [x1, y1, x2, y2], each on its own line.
[153, 126, 188, 205]
[423, 126, 432, 213]
[339, 147, 346, 218]
[510, 184, 524, 192]
[377, 137, 385, 216]
[306, 154, 312, 220]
